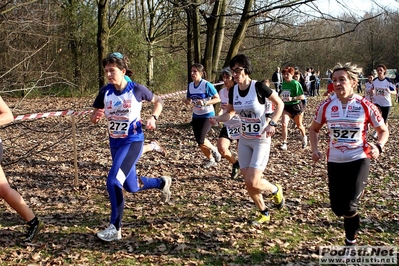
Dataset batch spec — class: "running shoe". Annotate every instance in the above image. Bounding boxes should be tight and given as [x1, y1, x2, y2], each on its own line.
[270, 184, 285, 210]
[345, 238, 357, 246]
[302, 136, 308, 148]
[252, 213, 270, 227]
[23, 219, 44, 242]
[280, 142, 287, 151]
[343, 239, 357, 259]
[97, 224, 122, 242]
[230, 162, 240, 179]
[150, 140, 167, 157]
[203, 158, 216, 168]
[213, 150, 222, 162]
[160, 176, 172, 202]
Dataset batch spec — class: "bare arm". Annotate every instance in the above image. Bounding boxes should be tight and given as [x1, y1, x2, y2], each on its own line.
[211, 103, 235, 124]
[268, 91, 284, 124]
[0, 96, 14, 126]
[262, 91, 284, 137]
[309, 120, 323, 162]
[368, 123, 389, 159]
[206, 93, 221, 106]
[146, 95, 164, 130]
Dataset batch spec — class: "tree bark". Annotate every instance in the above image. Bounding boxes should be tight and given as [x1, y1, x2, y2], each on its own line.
[97, 0, 109, 89]
[224, 0, 255, 67]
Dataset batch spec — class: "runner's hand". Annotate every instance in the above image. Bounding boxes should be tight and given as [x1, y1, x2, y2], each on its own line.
[312, 150, 322, 162]
[263, 125, 275, 137]
[146, 116, 156, 130]
[368, 143, 380, 159]
[91, 109, 104, 124]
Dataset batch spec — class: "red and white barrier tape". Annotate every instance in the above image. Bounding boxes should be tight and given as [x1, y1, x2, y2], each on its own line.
[159, 90, 186, 99]
[13, 81, 225, 121]
[14, 110, 93, 121]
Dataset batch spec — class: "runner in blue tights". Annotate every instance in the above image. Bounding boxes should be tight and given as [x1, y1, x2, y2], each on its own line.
[90, 52, 172, 242]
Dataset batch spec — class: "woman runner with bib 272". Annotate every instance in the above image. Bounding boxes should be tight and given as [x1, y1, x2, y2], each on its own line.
[90, 52, 172, 242]
[210, 54, 285, 226]
[309, 62, 389, 247]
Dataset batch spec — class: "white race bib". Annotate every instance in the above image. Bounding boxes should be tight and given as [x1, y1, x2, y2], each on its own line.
[108, 116, 129, 138]
[280, 91, 291, 102]
[241, 117, 263, 139]
[330, 123, 361, 144]
[224, 116, 241, 140]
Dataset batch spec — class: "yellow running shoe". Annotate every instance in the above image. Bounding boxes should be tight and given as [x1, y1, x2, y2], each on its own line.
[271, 184, 285, 210]
[252, 212, 270, 227]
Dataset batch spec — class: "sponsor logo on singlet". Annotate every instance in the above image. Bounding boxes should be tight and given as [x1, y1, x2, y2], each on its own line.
[123, 100, 132, 108]
[331, 105, 339, 117]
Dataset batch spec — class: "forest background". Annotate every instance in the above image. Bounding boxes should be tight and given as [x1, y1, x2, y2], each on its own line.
[1, 0, 399, 98]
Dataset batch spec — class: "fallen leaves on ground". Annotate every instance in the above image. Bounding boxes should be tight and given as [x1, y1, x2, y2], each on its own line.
[0, 96, 397, 265]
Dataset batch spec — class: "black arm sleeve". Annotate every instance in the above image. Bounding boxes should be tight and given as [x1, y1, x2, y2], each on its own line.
[92, 87, 107, 109]
[255, 81, 273, 104]
[228, 86, 234, 105]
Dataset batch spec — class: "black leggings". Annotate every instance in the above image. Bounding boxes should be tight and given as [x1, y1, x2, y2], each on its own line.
[191, 117, 212, 145]
[374, 104, 391, 124]
[327, 158, 370, 217]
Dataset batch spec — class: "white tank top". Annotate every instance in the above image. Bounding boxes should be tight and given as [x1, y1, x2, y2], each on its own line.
[233, 80, 267, 140]
[188, 80, 214, 115]
[219, 87, 229, 112]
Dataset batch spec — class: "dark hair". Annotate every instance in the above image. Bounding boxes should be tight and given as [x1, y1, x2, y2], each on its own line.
[282, 67, 295, 75]
[221, 67, 232, 78]
[376, 64, 387, 74]
[103, 52, 134, 77]
[191, 63, 207, 80]
[229, 54, 253, 75]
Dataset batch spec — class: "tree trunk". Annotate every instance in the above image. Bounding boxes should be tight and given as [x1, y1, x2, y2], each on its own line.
[192, 1, 201, 64]
[185, 7, 194, 83]
[97, 0, 109, 89]
[202, 0, 221, 82]
[147, 43, 154, 87]
[212, 0, 228, 76]
[224, 0, 255, 66]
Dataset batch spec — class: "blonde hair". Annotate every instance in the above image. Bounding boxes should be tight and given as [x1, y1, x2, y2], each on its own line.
[332, 62, 360, 82]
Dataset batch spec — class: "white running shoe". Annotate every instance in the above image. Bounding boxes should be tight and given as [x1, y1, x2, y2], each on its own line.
[302, 136, 308, 148]
[213, 150, 222, 162]
[161, 176, 172, 202]
[150, 140, 167, 157]
[280, 142, 287, 151]
[97, 224, 121, 242]
[203, 158, 217, 168]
